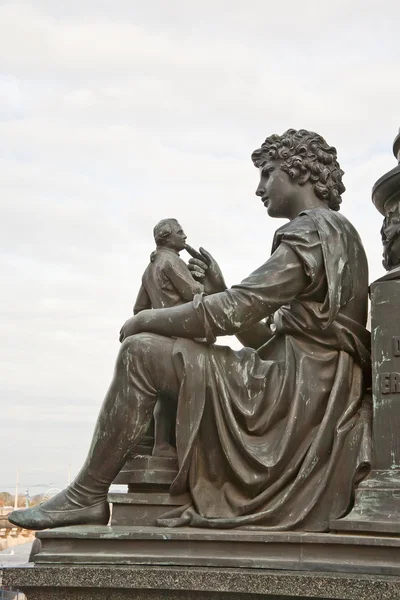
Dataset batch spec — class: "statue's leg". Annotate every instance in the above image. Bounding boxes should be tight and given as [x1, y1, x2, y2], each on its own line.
[8, 334, 179, 530]
[152, 393, 178, 457]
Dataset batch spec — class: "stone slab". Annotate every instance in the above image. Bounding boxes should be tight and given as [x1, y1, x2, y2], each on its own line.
[27, 525, 400, 576]
[109, 493, 190, 526]
[331, 469, 400, 533]
[5, 564, 400, 599]
[113, 455, 178, 491]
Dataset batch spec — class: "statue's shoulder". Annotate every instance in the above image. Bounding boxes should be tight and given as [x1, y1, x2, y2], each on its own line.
[301, 208, 355, 231]
[272, 209, 364, 256]
[164, 253, 187, 270]
[272, 213, 317, 250]
[301, 209, 363, 246]
[153, 251, 189, 277]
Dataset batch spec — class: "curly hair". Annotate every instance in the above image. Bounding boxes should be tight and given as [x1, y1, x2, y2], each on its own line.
[251, 128, 345, 211]
[381, 214, 400, 270]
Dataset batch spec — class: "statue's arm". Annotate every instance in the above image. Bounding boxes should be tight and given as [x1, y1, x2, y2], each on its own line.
[187, 243, 309, 341]
[235, 321, 273, 350]
[120, 243, 310, 342]
[133, 284, 152, 315]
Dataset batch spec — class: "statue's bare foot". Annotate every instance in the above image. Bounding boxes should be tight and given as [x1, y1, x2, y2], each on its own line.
[152, 443, 177, 458]
[8, 489, 109, 531]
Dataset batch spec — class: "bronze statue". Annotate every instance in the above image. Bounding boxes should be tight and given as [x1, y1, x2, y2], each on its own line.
[373, 129, 400, 281]
[134, 218, 204, 457]
[133, 219, 203, 314]
[9, 128, 371, 532]
[381, 211, 400, 273]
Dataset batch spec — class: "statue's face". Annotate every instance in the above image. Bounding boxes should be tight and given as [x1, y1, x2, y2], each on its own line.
[255, 160, 296, 219]
[384, 218, 400, 269]
[166, 221, 187, 252]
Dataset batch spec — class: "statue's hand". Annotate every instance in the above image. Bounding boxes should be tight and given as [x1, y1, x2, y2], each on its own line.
[184, 244, 208, 281]
[119, 313, 145, 342]
[186, 245, 227, 294]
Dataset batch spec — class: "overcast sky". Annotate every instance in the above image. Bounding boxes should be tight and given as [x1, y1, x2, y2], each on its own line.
[1, 0, 399, 496]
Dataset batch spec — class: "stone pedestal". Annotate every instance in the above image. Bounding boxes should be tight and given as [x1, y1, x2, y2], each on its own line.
[13, 526, 400, 575]
[5, 563, 400, 599]
[109, 455, 189, 526]
[112, 455, 178, 492]
[334, 280, 400, 533]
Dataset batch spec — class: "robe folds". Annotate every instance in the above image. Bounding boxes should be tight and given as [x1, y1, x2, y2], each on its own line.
[157, 209, 371, 532]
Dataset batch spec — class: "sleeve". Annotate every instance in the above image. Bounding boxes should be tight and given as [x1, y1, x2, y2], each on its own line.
[193, 242, 314, 343]
[164, 258, 204, 301]
[133, 284, 152, 315]
[276, 221, 324, 284]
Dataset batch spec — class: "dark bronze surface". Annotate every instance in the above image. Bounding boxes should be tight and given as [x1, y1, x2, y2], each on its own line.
[9, 129, 371, 534]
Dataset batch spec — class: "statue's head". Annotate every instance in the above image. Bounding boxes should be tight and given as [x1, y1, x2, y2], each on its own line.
[381, 212, 400, 271]
[153, 218, 187, 253]
[251, 129, 345, 218]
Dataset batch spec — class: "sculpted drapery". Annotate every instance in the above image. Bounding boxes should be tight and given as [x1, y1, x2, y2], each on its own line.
[158, 209, 371, 531]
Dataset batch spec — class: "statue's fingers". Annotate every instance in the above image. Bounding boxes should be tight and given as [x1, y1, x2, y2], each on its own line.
[184, 244, 203, 261]
[189, 265, 206, 277]
[188, 257, 208, 270]
[199, 247, 214, 266]
[188, 262, 206, 272]
[192, 271, 205, 281]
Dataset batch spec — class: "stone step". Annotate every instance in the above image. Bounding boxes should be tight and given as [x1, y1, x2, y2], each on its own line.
[113, 455, 178, 492]
[108, 492, 189, 526]
[33, 525, 400, 576]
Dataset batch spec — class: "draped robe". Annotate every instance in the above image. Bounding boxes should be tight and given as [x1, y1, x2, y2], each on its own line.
[156, 208, 371, 532]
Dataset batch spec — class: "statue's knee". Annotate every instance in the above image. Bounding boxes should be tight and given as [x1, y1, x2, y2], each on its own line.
[119, 333, 157, 361]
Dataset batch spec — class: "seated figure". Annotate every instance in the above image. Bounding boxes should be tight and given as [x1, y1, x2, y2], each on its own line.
[9, 128, 371, 532]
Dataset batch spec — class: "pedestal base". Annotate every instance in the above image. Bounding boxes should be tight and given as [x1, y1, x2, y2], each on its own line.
[5, 563, 400, 600]
[20, 525, 400, 576]
[331, 470, 400, 533]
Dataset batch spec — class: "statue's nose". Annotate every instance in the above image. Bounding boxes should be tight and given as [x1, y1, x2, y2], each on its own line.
[256, 185, 265, 197]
